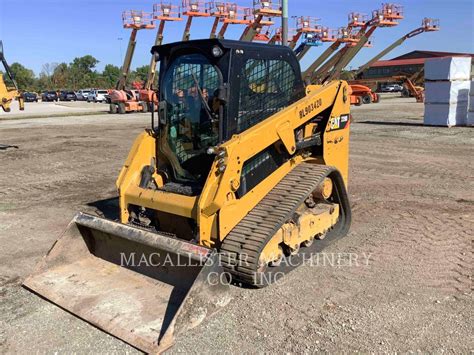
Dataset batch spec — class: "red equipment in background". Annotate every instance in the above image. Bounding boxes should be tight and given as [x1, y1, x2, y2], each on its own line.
[109, 11, 155, 114]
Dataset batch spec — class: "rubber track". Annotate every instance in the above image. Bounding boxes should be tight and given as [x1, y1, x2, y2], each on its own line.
[220, 163, 337, 286]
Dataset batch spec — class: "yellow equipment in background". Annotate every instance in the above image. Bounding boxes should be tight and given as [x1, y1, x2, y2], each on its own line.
[0, 41, 24, 112]
[24, 39, 352, 353]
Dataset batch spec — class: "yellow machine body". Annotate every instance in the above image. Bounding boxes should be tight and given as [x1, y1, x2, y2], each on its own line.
[24, 39, 351, 353]
[0, 67, 24, 113]
[117, 81, 350, 250]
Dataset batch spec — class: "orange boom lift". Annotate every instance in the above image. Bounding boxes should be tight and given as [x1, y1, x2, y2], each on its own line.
[208, 2, 252, 39]
[137, 2, 183, 112]
[349, 18, 439, 104]
[182, 0, 211, 41]
[109, 10, 155, 114]
[240, 0, 282, 41]
[302, 4, 405, 106]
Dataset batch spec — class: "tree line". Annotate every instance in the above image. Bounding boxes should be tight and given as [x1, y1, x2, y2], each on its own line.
[3, 55, 151, 93]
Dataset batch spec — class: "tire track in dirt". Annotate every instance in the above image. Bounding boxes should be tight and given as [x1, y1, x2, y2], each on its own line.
[340, 207, 472, 296]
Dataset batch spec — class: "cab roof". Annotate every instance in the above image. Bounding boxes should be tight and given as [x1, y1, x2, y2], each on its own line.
[151, 38, 296, 58]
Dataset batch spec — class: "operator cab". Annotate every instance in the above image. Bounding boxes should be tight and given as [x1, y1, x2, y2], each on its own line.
[152, 39, 305, 194]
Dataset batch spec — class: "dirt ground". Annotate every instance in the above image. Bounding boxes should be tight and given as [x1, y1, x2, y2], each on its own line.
[0, 97, 472, 353]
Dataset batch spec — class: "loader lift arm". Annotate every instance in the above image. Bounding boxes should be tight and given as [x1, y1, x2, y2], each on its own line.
[0, 41, 24, 112]
[0, 41, 19, 91]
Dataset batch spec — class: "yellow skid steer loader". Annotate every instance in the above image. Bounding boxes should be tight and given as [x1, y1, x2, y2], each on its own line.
[24, 39, 352, 353]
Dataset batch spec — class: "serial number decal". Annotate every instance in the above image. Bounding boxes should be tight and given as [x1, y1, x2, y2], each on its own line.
[299, 98, 323, 119]
[328, 114, 350, 131]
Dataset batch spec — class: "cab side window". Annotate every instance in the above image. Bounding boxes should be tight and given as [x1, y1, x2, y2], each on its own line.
[237, 59, 296, 133]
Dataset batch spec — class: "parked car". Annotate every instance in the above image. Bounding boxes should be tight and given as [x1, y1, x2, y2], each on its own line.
[87, 89, 109, 103]
[22, 92, 39, 102]
[381, 84, 403, 93]
[59, 90, 77, 101]
[41, 91, 59, 102]
[76, 89, 92, 101]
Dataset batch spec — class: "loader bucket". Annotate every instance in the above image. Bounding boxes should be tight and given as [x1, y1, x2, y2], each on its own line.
[23, 213, 232, 353]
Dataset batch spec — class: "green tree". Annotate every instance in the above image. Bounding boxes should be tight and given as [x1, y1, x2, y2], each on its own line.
[70, 55, 99, 73]
[102, 64, 121, 88]
[131, 65, 149, 84]
[69, 55, 100, 89]
[35, 73, 51, 92]
[9, 63, 35, 90]
[52, 63, 69, 89]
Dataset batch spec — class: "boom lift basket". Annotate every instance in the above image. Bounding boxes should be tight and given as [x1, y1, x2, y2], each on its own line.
[348, 12, 368, 28]
[154, 2, 183, 21]
[182, 0, 210, 17]
[371, 3, 404, 27]
[223, 3, 252, 24]
[122, 10, 156, 29]
[304, 32, 323, 46]
[337, 27, 358, 43]
[23, 213, 231, 353]
[297, 16, 322, 34]
[253, 0, 282, 17]
[422, 18, 440, 31]
[320, 27, 337, 42]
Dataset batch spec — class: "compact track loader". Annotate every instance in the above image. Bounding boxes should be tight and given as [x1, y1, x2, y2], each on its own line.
[24, 39, 352, 353]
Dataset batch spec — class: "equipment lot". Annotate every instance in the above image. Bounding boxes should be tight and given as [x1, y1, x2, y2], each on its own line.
[0, 96, 472, 353]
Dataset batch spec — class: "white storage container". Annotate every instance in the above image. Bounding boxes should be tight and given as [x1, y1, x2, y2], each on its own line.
[424, 102, 468, 126]
[425, 56, 472, 81]
[425, 81, 470, 104]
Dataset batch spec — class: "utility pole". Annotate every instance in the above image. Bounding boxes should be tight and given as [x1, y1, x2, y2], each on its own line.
[281, 0, 288, 46]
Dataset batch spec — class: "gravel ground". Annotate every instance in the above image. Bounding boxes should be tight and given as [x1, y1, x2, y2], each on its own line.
[0, 97, 472, 353]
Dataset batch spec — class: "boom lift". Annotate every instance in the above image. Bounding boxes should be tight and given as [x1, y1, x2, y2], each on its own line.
[182, 0, 211, 41]
[293, 16, 323, 58]
[25, 39, 352, 354]
[304, 3, 404, 85]
[240, 0, 282, 41]
[0, 41, 24, 112]
[109, 11, 155, 114]
[400, 69, 426, 102]
[208, 2, 228, 38]
[209, 2, 252, 39]
[137, 2, 183, 112]
[349, 18, 439, 104]
[354, 18, 440, 78]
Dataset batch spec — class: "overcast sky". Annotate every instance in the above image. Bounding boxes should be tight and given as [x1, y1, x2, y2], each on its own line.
[1, 0, 473, 75]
